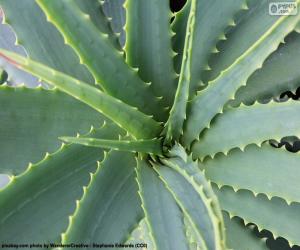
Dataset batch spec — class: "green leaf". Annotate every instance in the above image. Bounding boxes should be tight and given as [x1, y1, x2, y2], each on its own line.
[155, 168, 214, 250]
[0, 0, 93, 83]
[0, 125, 120, 244]
[126, 218, 154, 248]
[36, 0, 166, 121]
[167, 144, 225, 227]
[164, 1, 195, 142]
[192, 100, 300, 159]
[229, 31, 300, 106]
[124, 0, 176, 108]
[187, 0, 247, 97]
[136, 158, 189, 250]
[156, 147, 226, 250]
[59, 137, 163, 156]
[0, 49, 162, 139]
[224, 212, 267, 250]
[183, 215, 208, 249]
[0, 85, 106, 175]
[264, 231, 295, 250]
[205, 0, 297, 83]
[214, 186, 300, 247]
[171, 0, 191, 73]
[62, 150, 142, 245]
[296, 21, 300, 32]
[0, 12, 39, 86]
[203, 143, 300, 204]
[102, 0, 126, 47]
[75, 0, 121, 50]
[183, 4, 300, 146]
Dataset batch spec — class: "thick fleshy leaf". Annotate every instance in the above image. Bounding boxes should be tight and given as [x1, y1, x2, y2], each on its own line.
[205, 0, 297, 82]
[192, 100, 300, 159]
[166, 144, 224, 225]
[156, 146, 225, 250]
[265, 232, 298, 250]
[172, 0, 191, 73]
[214, 186, 300, 247]
[125, 0, 176, 108]
[0, 49, 162, 139]
[60, 137, 163, 156]
[136, 158, 188, 250]
[75, 0, 121, 50]
[36, 0, 166, 121]
[187, 0, 247, 97]
[156, 167, 217, 249]
[0, 125, 121, 245]
[62, 151, 142, 245]
[203, 143, 300, 204]
[183, 215, 206, 249]
[0, 85, 105, 175]
[296, 21, 300, 32]
[183, 4, 300, 146]
[102, 0, 126, 47]
[164, 1, 195, 142]
[230, 31, 300, 106]
[126, 218, 154, 248]
[0, 9, 38, 86]
[0, 0, 93, 83]
[224, 212, 268, 250]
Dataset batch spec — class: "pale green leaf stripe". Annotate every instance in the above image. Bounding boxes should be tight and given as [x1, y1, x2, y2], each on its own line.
[59, 137, 163, 156]
[192, 100, 300, 159]
[205, 0, 292, 83]
[188, 0, 246, 97]
[224, 212, 268, 250]
[162, 151, 226, 248]
[155, 159, 225, 250]
[183, 5, 300, 146]
[0, 49, 161, 139]
[164, 0, 195, 142]
[136, 158, 189, 250]
[230, 31, 300, 106]
[183, 215, 208, 250]
[75, 0, 121, 50]
[124, 0, 176, 108]
[203, 143, 300, 204]
[126, 218, 154, 249]
[36, 0, 165, 121]
[0, 125, 120, 245]
[102, 0, 126, 47]
[0, 0, 93, 84]
[167, 144, 225, 228]
[172, 0, 191, 73]
[62, 151, 142, 245]
[0, 85, 106, 175]
[214, 186, 300, 247]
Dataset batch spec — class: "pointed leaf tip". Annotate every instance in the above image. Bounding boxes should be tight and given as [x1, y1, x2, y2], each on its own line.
[59, 136, 163, 156]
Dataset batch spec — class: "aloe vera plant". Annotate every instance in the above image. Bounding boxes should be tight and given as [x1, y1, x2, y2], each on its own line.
[0, 0, 300, 249]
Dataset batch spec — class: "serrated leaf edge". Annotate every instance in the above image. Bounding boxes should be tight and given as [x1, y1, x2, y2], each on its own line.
[216, 185, 299, 248]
